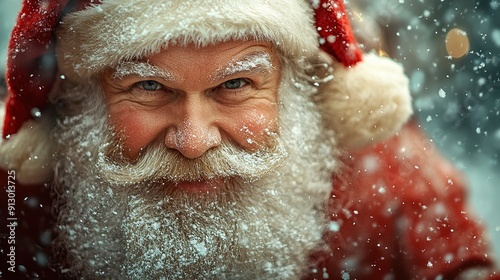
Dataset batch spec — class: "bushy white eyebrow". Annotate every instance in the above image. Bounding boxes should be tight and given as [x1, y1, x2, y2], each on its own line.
[112, 61, 176, 80]
[212, 52, 274, 82]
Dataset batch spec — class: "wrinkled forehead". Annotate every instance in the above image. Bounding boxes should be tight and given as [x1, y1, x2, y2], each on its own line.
[56, 0, 319, 81]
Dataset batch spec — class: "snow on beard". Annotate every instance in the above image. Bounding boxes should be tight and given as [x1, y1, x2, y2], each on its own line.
[97, 132, 288, 199]
[51, 57, 337, 279]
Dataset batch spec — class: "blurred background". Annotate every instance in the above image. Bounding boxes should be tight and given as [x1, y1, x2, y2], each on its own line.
[349, 0, 500, 257]
[1, 0, 499, 260]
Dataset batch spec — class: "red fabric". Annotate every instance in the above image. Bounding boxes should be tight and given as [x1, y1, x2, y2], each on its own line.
[2, 0, 95, 139]
[1, 123, 498, 279]
[306, 122, 499, 279]
[3, 0, 68, 138]
[314, 0, 363, 67]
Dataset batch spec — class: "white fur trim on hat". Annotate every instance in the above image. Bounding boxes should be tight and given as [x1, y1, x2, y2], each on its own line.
[316, 52, 413, 149]
[57, 0, 318, 81]
[0, 102, 55, 185]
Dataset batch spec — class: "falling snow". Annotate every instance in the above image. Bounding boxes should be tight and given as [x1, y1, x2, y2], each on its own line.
[438, 89, 446, 98]
[0, 0, 499, 278]
[354, 0, 500, 258]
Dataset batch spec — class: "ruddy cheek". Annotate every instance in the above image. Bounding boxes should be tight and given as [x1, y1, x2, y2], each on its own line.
[108, 110, 160, 157]
[234, 109, 278, 149]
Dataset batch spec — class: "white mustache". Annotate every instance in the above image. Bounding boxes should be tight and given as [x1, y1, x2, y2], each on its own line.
[96, 137, 288, 186]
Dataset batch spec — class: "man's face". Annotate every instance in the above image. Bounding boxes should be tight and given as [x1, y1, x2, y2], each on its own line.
[53, 39, 335, 278]
[101, 40, 281, 192]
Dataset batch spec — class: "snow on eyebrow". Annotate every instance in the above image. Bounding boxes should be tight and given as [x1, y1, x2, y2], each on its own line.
[112, 61, 176, 80]
[212, 52, 274, 81]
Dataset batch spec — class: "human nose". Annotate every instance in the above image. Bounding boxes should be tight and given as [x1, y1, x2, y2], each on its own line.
[164, 96, 221, 159]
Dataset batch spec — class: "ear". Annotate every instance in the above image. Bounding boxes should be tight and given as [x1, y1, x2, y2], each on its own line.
[0, 102, 56, 185]
[316, 53, 413, 150]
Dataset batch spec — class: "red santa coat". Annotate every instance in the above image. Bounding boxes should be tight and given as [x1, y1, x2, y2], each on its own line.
[1, 122, 498, 279]
[307, 122, 499, 279]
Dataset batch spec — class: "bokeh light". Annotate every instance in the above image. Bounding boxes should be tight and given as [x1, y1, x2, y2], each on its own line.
[445, 28, 470, 58]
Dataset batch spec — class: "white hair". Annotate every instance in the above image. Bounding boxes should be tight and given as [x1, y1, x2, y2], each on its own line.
[50, 54, 337, 279]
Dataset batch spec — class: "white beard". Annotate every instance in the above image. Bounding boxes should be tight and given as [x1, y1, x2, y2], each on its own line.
[51, 66, 337, 279]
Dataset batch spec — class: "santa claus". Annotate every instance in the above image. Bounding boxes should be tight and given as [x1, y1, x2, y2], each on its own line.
[0, 0, 498, 279]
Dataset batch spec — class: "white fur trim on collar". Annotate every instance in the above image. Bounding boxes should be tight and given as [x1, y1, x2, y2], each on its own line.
[57, 0, 318, 81]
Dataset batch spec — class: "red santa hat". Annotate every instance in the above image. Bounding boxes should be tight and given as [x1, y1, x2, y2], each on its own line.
[0, 0, 412, 184]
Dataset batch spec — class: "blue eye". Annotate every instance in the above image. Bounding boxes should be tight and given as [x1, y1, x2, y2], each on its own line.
[137, 80, 163, 91]
[221, 78, 248, 89]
